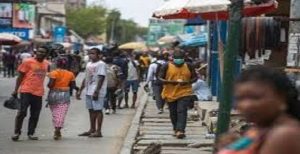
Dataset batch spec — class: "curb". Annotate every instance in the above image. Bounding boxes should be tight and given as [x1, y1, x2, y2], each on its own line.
[119, 92, 148, 154]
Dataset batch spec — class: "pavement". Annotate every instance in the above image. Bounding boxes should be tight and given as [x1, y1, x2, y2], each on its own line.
[0, 73, 142, 154]
[132, 98, 214, 154]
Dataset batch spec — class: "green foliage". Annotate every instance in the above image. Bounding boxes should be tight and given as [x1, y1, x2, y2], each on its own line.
[66, 6, 107, 38]
[106, 10, 148, 44]
[67, 6, 148, 42]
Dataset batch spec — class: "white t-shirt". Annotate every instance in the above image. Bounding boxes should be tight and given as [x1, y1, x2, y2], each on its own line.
[85, 60, 107, 97]
[127, 60, 139, 81]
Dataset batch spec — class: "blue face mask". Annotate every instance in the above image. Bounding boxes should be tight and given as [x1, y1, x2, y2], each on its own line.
[173, 58, 185, 65]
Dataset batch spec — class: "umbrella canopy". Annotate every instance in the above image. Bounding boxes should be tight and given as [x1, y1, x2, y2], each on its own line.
[0, 33, 22, 45]
[158, 35, 178, 45]
[153, 0, 278, 20]
[119, 42, 147, 51]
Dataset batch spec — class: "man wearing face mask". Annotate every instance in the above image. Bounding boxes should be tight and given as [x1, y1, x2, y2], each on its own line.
[158, 50, 197, 139]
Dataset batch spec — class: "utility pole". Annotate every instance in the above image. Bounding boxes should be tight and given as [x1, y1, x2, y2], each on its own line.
[216, 0, 243, 137]
[287, 0, 300, 67]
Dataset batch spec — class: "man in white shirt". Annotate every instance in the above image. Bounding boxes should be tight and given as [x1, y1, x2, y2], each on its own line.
[124, 54, 140, 108]
[146, 54, 166, 114]
[77, 48, 107, 138]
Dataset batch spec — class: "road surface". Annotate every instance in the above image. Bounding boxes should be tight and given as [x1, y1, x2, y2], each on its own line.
[0, 74, 141, 154]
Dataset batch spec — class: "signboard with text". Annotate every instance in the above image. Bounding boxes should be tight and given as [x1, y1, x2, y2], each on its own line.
[0, 28, 30, 40]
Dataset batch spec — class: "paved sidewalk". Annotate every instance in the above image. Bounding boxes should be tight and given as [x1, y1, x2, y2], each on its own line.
[132, 98, 214, 154]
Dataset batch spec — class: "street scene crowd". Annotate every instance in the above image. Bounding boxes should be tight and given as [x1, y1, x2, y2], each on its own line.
[1, 0, 300, 154]
[1, 43, 213, 141]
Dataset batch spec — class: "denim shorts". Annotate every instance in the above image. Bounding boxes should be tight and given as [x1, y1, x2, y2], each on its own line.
[125, 80, 139, 93]
[85, 95, 104, 111]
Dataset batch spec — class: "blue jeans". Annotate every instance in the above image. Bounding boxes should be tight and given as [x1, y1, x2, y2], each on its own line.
[168, 96, 191, 132]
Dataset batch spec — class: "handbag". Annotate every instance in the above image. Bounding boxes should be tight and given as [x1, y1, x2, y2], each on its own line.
[4, 96, 20, 110]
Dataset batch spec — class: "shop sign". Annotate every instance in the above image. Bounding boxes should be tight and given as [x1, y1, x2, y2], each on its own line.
[0, 28, 30, 40]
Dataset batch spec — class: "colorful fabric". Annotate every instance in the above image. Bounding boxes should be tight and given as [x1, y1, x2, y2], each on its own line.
[49, 69, 75, 90]
[18, 58, 49, 96]
[218, 129, 260, 154]
[49, 103, 69, 128]
[162, 63, 192, 102]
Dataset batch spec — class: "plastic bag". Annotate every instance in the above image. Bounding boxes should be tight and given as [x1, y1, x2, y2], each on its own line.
[4, 96, 20, 110]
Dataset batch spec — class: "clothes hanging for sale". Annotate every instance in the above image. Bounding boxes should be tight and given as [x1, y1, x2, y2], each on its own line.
[241, 17, 281, 59]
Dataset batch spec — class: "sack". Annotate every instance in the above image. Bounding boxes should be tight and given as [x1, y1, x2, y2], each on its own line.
[4, 96, 20, 110]
[47, 90, 70, 105]
[107, 65, 119, 88]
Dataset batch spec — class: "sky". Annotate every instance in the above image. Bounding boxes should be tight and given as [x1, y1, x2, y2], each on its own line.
[87, 0, 165, 27]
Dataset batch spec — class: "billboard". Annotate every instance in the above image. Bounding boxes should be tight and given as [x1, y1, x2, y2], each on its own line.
[147, 19, 185, 46]
[0, 3, 12, 18]
[13, 3, 35, 29]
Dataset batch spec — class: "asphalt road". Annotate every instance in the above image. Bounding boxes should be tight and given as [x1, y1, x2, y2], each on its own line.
[0, 73, 140, 154]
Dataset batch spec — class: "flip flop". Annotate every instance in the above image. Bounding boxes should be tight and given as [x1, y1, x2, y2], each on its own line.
[78, 131, 92, 136]
[89, 132, 103, 138]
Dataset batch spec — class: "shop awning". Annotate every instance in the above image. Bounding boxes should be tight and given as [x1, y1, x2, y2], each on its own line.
[153, 0, 278, 20]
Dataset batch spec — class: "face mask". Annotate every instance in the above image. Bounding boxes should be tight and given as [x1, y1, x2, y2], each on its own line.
[173, 58, 185, 65]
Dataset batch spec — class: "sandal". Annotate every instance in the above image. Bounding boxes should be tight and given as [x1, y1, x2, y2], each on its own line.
[78, 131, 93, 136]
[11, 134, 20, 141]
[89, 132, 103, 138]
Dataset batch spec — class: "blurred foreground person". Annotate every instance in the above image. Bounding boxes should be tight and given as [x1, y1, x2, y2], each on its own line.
[218, 66, 300, 154]
[47, 57, 78, 140]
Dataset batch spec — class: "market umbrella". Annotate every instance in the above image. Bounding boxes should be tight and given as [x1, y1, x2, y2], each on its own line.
[0, 33, 22, 45]
[119, 42, 147, 51]
[158, 35, 178, 45]
[153, 0, 278, 20]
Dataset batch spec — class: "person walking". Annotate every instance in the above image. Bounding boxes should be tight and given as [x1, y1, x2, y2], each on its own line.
[113, 51, 128, 109]
[3, 49, 16, 78]
[11, 46, 49, 141]
[158, 50, 197, 139]
[104, 56, 122, 114]
[76, 48, 107, 138]
[139, 52, 151, 81]
[47, 57, 78, 140]
[124, 54, 140, 109]
[145, 54, 166, 114]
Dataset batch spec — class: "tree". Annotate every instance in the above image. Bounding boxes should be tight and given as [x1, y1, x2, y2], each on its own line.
[106, 10, 148, 44]
[66, 6, 107, 38]
[106, 9, 121, 43]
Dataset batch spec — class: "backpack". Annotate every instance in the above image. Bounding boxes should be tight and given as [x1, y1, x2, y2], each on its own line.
[107, 65, 120, 88]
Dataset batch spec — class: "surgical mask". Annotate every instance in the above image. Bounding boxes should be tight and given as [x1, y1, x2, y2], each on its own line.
[173, 58, 185, 65]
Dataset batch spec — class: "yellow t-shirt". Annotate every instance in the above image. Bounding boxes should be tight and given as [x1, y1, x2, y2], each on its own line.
[140, 56, 151, 68]
[162, 63, 192, 102]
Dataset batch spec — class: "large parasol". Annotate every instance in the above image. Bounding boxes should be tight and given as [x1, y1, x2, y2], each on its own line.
[119, 42, 147, 51]
[0, 33, 22, 45]
[153, 0, 278, 20]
